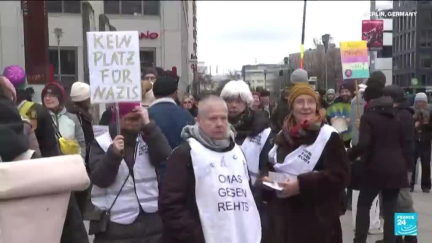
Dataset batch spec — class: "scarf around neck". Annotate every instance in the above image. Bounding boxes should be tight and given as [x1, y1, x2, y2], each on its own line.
[282, 114, 323, 145]
[181, 124, 236, 151]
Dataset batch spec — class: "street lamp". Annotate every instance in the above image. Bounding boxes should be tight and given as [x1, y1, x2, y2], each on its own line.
[322, 33, 330, 90]
[54, 27, 64, 82]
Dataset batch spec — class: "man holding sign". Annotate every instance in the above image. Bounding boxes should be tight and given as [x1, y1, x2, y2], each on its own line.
[88, 103, 171, 242]
[159, 96, 261, 243]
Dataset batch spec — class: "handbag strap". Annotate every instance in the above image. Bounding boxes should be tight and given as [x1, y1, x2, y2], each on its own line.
[51, 118, 63, 139]
[108, 172, 130, 213]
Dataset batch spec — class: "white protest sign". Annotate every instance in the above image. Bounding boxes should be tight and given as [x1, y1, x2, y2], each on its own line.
[87, 31, 141, 104]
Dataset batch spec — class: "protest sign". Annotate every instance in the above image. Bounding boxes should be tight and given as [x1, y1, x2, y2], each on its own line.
[87, 31, 141, 104]
[340, 41, 370, 80]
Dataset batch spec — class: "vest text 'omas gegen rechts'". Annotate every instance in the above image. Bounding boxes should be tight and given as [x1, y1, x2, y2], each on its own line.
[188, 138, 261, 243]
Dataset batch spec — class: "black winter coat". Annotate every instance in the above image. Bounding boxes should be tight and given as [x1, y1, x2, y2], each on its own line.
[395, 102, 415, 172]
[265, 129, 349, 243]
[348, 97, 409, 189]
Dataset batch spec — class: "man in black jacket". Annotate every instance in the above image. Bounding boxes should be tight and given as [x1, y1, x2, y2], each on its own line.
[383, 85, 418, 243]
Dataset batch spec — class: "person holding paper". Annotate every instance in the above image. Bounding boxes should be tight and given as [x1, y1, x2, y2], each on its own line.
[263, 83, 349, 243]
[159, 95, 261, 243]
[220, 80, 274, 240]
[88, 102, 171, 242]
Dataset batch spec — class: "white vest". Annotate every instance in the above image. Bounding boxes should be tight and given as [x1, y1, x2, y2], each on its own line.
[269, 125, 337, 177]
[241, 128, 272, 185]
[188, 138, 261, 243]
[91, 132, 159, 225]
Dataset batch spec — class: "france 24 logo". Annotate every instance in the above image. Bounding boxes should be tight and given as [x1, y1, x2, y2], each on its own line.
[395, 213, 417, 236]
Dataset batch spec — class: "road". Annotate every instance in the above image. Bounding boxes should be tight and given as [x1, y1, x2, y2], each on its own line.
[86, 185, 432, 242]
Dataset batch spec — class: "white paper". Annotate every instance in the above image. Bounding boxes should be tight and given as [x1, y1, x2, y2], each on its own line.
[93, 125, 109, 137]
[262, 181, 283, 191]
[87, 31, 142, 104]
[269, 171, 292, 183]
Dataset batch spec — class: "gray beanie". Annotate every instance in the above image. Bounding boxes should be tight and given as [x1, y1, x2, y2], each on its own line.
[290, 69, 308, 83]
[415, 92, 428, 103]
[326, 89, 335, 95]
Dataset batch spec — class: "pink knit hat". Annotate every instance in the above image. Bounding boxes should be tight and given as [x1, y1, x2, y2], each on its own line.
[3, 65, 27, 89]
[111, 102, 141, 122]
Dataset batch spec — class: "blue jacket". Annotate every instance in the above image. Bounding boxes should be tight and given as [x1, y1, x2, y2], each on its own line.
[148, 98, 195, 184]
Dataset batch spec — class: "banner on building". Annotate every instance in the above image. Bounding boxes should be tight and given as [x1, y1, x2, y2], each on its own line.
[21, 0, 50, 85]
[87, 31, 141, 104]
[340, 41, 370, 80]
[362, 20, 384, 50]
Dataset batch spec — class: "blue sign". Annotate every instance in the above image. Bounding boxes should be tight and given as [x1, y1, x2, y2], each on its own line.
[395, 213, 418, 236]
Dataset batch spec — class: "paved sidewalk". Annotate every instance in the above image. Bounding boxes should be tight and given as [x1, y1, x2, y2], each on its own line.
[342, 185, 432, 243]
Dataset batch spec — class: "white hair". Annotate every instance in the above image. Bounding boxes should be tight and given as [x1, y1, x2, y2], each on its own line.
[220, 80, 254, 107]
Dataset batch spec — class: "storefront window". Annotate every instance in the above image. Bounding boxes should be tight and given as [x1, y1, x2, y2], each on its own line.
[47, 1, 81, 14]
[48, 48, 78, 83]
[104, 0, 120, 14]
[104, 0, 160, 16]
[122, 1, 142, 15]
[420, 54, 432, 68]
[144, 1, 160, 16]
[140, 50, 156, 67]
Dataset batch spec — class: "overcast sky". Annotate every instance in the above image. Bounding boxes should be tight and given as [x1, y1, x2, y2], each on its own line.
[197, 1, 393, 74]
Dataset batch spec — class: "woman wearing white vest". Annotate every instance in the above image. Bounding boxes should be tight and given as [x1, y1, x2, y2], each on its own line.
[220, 81, 273, 241]
[160, 95, 261, 243]
[263, 83, 349, 243]
[88, 103, 171, 243]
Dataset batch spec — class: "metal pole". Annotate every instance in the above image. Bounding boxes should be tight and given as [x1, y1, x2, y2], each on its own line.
[115, 103, 121, 135]
[300, 0, 307, 69]
[264, 70, 267, 89]
[57, 39, 61, 81]
[325, 54, 328, 90]
[369, 0, 376, 73]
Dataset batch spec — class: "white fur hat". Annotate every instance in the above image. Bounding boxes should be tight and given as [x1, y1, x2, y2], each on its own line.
[220, 80, 254, 107]
[70, 81, 90, 102]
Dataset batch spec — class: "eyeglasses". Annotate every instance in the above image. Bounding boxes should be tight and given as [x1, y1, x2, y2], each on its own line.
[143, 76, 156, 81]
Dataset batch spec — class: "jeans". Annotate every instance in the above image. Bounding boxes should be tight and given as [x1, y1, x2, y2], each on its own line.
[412, 142, 431, 190]
[354, 188, 399, 243]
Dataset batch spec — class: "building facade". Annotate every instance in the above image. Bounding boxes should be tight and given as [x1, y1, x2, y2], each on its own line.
[374, 8, 393, 86]
[392, 0, 432, 89]
[242, 64, 286, 94]
[0, 0, 197, 103]
[288, 43, 342, 91]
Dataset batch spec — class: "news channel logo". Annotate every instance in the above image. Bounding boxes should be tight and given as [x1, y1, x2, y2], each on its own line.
[395, 213, 417, 236]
